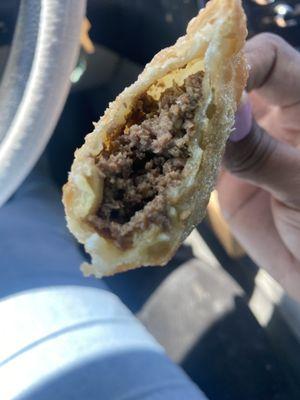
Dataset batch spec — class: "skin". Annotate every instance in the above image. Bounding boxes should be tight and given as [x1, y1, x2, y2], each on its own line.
[217, 33, 300, 301]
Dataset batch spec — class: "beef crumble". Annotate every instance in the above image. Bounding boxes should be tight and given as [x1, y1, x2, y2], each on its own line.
[89, 72, 204, 249]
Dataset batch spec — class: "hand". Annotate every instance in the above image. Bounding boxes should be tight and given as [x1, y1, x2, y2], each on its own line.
[217, 33, 300, 301]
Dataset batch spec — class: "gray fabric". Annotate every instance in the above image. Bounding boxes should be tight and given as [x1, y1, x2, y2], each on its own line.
[0, 287, 205, 400]
[0, 159, 106, 296]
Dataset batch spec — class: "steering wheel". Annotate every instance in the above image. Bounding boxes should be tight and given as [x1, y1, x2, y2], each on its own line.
[0, 0, 86, 207]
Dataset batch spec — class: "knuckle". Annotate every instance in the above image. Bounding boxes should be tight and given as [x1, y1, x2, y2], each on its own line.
[248, 32, 286, 51]
[224, 123, 277, 178]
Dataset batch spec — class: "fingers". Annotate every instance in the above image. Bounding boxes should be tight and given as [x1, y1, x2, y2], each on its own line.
[246, 33, 300, 107]
[226, 33, 300, 204]
[225, 117, 300, 209]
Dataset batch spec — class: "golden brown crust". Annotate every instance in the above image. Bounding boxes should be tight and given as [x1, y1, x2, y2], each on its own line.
[63, 0, 248, 277]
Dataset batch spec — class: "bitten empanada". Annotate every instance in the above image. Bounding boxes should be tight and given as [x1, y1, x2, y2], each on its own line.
[63, 0, 248, 277]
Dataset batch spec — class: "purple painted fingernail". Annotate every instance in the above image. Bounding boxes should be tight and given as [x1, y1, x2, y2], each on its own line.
[230, 97, 252, 142]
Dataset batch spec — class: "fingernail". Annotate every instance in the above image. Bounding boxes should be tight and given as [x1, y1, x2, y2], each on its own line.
[230, 95, 252, 143]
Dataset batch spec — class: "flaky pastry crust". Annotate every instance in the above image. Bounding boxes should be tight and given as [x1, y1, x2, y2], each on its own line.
[63, 0, 248, 277]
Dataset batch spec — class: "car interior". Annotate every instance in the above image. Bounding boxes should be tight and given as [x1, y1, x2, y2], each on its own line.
[0, 1, 300, 399]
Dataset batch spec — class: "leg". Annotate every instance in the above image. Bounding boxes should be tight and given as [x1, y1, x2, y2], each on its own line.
[0, 158, 207, 399]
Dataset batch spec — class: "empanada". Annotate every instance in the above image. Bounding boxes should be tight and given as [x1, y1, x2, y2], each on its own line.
[63, 0, 248, 277]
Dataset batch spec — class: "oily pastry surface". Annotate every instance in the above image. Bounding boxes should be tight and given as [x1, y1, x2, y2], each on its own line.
[63, 0, 248, 277]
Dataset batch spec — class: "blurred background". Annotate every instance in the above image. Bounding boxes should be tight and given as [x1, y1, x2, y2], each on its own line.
[0, 1, 300, 399]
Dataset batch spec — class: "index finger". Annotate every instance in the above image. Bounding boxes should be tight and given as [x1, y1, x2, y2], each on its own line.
[246, 33, 300, 107]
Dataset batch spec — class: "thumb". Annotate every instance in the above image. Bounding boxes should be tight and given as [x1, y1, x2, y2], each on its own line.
[224, 100, 300, 209]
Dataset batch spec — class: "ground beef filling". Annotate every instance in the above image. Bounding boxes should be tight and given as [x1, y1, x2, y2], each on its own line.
[89, 72, 203, 249]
